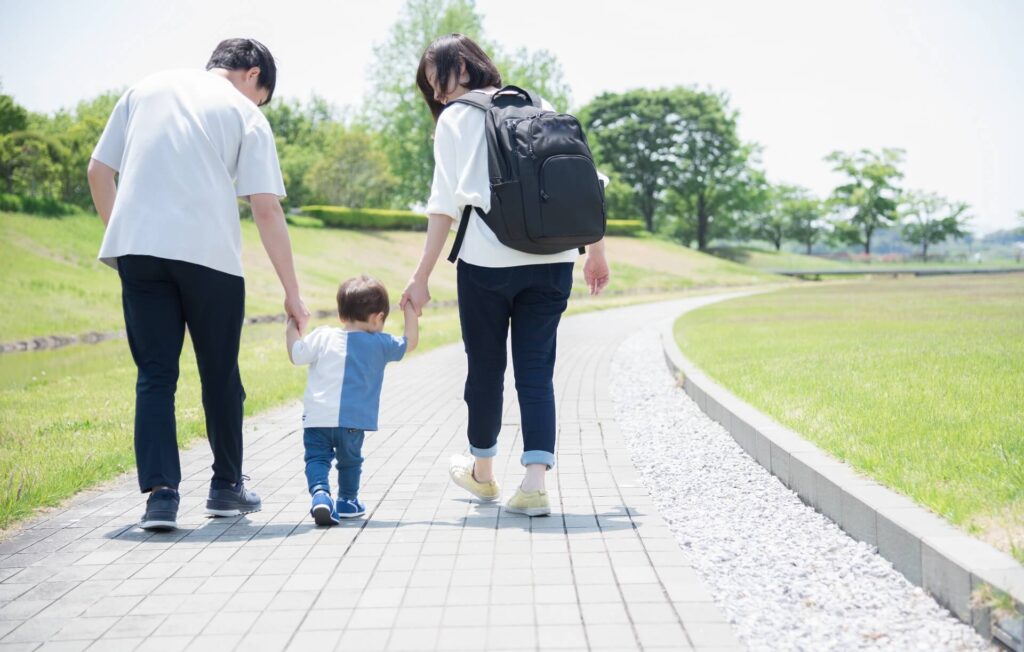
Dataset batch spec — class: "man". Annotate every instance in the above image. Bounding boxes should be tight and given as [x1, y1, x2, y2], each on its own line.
[87, 38, 310, 531]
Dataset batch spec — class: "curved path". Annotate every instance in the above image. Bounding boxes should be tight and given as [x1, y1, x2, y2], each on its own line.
[0, 296, 742, 652]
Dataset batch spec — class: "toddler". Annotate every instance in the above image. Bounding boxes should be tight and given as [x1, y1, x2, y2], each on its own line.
[287, 275, 418, 523]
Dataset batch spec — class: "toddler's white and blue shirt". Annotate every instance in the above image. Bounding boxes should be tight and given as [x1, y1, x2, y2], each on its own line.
[291, 326, 407, 430]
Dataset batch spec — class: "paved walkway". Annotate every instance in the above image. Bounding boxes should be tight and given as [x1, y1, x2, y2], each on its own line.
[0, 297, 743, 652]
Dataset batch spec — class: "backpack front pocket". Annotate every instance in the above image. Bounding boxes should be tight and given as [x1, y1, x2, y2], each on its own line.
[537, 155, 606, 240]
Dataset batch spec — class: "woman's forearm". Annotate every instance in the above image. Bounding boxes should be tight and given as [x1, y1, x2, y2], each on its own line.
[413, 214, 455, 282]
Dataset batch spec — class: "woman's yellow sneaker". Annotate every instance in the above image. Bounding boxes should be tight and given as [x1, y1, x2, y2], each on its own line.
[448, 455, 500, 502]
[504, 488, 551, 516]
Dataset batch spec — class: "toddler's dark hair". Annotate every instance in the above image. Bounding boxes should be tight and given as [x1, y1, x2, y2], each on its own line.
[336, 275, 390, 322]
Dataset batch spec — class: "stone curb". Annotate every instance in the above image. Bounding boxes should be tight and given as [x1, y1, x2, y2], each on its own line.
[658, 310, 1024, 651]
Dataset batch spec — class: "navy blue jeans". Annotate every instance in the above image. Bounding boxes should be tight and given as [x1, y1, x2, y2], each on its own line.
[304, 427, 365, 500]
[456, 260, 573, 469]
[117, 255, 246, 493]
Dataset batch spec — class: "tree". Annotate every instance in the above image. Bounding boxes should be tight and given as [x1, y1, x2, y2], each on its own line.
[779, 187, 828, 254]
[585, 87, 753, 246]
[304, 126, 396, 208]
[900, 191, 971, 262]
[580, 89, 684, 232]
[34, 92, 120, 206]
[826, 148, 904, 255]
[263, 96, 343, 208]
[366, 0, 571, 208]
[365, 0, 485, 208]
[0, 89, 28, 135]
[495, 47, 570, 111]
[734, 173, 785, 249]
[671, 89, 753, 251]
[0, 131, 65, 197]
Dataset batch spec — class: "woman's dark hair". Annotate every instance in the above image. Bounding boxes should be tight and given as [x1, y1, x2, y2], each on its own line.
[336, 275, 391, 322]
[416, 33, 502, 122]
[206, 38, 277, 105]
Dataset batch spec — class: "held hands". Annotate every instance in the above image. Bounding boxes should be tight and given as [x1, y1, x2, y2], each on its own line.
[583, 249, 611, 296]
[400, 278, 431, 317]
[284, 294, 310, 334]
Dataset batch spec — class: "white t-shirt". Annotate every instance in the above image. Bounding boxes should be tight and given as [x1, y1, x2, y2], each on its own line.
[291, 326, 407, 430]
[425, 92, 583, 268]
[92, 69, 286, 277]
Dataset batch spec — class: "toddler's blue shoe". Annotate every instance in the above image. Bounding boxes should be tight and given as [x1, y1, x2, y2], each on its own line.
[336, 498, 365, 519]
[310, 491, 339, 526]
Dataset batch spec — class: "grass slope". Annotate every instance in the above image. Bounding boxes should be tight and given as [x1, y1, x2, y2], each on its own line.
[1, 212, 777, 342]
[709, 246, 854, 271]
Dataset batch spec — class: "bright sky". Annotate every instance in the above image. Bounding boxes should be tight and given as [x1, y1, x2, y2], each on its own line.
[1, 0, 1021, 233]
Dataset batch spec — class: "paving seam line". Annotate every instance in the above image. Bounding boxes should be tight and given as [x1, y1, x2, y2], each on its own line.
[656, 293, 1024, 651]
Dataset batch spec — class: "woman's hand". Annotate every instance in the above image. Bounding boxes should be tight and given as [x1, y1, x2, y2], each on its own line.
[401, 278, 431, 316]
[583, 249, 611, 296]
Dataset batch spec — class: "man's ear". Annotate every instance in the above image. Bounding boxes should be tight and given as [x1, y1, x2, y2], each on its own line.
[246, 66, 261, 83]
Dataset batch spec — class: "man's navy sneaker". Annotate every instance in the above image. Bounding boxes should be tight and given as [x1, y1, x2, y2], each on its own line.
[310, 491, 340, 526]
[336, 498, 365, 519]
[205, 476, 262, 517]
[140, 489, 179, 531]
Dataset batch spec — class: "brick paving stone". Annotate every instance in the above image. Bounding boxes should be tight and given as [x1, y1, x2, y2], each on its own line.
[1, 298, 739, 650]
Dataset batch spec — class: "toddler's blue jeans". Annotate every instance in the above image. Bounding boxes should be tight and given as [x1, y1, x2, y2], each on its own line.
[304, 427, 365, 500]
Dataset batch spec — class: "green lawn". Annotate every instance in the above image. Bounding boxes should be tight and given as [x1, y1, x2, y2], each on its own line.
[1, 211, 778, 342]
[0, 210, 784, 530]
[674, 275, 1024, 560]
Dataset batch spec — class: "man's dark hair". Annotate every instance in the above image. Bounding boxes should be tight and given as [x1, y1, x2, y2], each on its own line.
[336, 275, 391, 322]
[205, 38, 277, 105]
[416, 33, 502, 122]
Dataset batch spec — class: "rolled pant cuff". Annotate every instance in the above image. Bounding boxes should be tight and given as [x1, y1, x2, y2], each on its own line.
[308, 483, 330, 496]
[469, 443, 498, 458]
[521, 450, 555, 469]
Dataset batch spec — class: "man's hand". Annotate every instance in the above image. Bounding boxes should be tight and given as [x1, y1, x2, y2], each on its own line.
[400, 278, 431, 317]
[583, 249, 611, 296]
[285, 294, 310, 334]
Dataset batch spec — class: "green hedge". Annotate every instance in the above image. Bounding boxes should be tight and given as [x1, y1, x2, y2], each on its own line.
[299, 205, 646, 237]
[0, 193, 81, 217]
[286, 214, 325, 229]
[299, 205, 427, 231]
[606, 219, 646, 237]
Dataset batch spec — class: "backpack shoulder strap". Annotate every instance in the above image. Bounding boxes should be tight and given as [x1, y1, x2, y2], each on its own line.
[493, 85, 541, 108]
[450, 91, 493, 111]
[447, 205, 488, 263]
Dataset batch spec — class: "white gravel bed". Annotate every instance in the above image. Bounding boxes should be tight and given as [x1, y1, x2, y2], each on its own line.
[610, 328, 994, 652]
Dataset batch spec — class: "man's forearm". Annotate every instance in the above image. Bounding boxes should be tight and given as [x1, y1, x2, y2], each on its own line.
[87, 160, 117, 226]
[252, 200, 300, 297]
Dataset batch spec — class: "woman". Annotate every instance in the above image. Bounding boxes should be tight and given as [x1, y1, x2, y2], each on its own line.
[401, 33, 611, 516]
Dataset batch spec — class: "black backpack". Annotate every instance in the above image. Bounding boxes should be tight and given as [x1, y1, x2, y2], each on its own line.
[446, 85, 606, 262]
